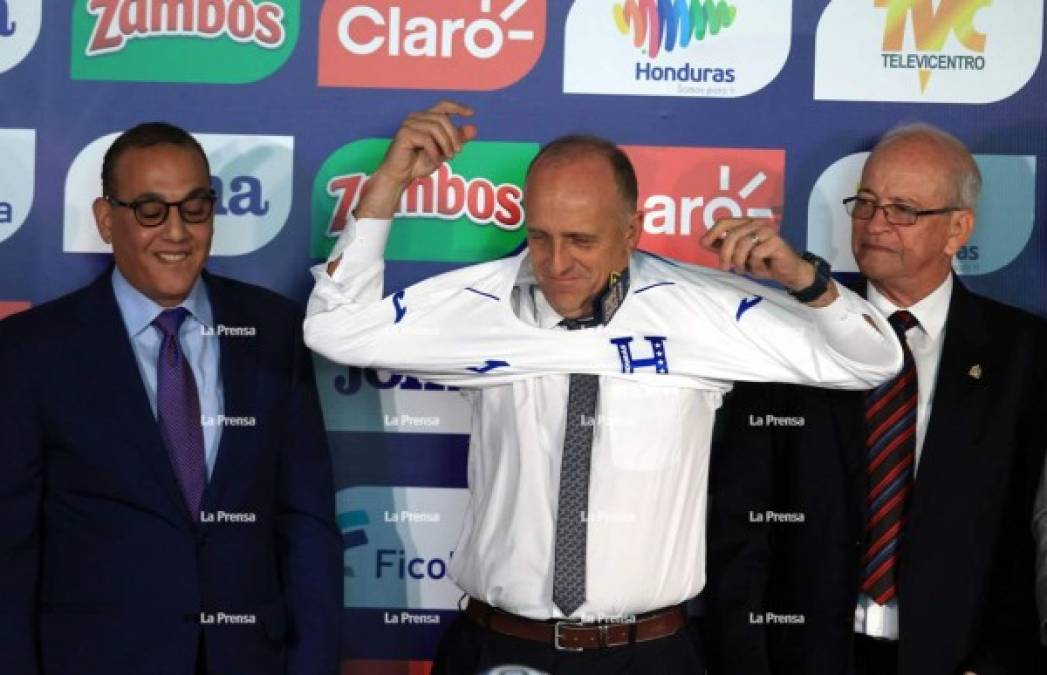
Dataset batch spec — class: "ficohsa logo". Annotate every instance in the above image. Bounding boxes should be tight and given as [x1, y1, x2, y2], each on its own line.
[0, 0, 42, 74]
[564, 0, 791, 98]
[337, 486, 469, 610]
[815, 0, 1043, 103]
[71, 0, 299, 83]
[64, 131, 294, 256]
[628, 146, 784, 267]
[0, 128, 36, 246]
[318, 0, 546, 90]
[807, 152, 1036, 276]
[311, 138, 536, 262]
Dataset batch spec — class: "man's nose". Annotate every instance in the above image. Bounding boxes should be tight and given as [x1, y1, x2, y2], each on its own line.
[161, 205, 190, 241]
[549, 240, 572, 275]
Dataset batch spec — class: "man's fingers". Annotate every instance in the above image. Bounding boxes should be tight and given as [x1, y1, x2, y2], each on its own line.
[427, 99, 475, 117]
[404, 118, 459, 158]
[460, 123, 478, 143]
[747, 239, 778, 277]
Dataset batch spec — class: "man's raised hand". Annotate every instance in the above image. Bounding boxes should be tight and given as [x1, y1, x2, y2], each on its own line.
[356, 100, 478, 219]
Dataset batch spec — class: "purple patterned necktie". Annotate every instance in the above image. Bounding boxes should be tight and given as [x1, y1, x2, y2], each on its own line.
[153, 308, 206, 522]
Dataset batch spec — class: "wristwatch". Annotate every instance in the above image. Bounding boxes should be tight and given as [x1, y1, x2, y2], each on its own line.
[788, 252, 832, 303]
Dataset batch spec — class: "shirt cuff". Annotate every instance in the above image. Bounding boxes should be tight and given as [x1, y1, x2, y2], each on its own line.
[326, 215, 392, 281]
[805, 283, 863, 330]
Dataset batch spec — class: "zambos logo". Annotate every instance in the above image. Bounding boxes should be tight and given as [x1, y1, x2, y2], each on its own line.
[613, 0, 737, 57]
[70, 0, 299, 83]
[311, 138, 537, 262]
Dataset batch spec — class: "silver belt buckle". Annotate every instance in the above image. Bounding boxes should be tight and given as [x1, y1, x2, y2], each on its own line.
[553, 620, 584, 652]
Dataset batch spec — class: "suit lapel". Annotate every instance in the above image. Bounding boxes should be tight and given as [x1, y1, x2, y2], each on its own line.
[201, 273, 262, 511]
[905, 279, 990, 533]
[835, 277, 871, 527]
[76, 270, 195, 528]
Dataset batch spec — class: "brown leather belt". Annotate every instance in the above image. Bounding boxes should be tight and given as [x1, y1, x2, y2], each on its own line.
[464, 598, 687, 651]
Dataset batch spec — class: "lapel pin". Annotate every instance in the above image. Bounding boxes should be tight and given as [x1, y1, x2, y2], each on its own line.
[968, 364, 982, 380]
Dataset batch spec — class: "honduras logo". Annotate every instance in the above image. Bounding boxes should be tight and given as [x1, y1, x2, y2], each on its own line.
[610, 336, 669, 374]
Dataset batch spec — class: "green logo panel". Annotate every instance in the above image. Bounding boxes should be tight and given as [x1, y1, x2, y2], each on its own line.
[71, 0, 299, 83]
[311, 139, 537, 263]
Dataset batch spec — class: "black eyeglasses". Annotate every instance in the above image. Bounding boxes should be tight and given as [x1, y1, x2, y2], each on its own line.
[842, 195, 962, 226]
[106, 189, 217, 228]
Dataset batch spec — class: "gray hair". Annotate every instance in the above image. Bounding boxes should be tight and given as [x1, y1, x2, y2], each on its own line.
[873, 122, 982, 209]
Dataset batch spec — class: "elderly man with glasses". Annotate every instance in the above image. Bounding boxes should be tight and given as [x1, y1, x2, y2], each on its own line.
[0, 123, 341, 675]
[704, 123, 1047, 675]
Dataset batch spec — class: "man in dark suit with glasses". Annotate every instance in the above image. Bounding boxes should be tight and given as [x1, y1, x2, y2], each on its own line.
[705, 123, 1047, 675]
[0, 123, 341, 675]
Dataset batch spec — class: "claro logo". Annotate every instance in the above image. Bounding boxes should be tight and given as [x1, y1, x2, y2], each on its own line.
[318, 0, 545, 90]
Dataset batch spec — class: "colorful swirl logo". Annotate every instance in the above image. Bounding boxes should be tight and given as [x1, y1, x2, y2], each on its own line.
[613, 0, 738, 58]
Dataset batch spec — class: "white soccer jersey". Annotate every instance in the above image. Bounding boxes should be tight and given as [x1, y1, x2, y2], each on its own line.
[304, 216, 902, 620]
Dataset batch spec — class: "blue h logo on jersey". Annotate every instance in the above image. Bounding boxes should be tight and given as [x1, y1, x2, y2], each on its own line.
[610, 336, 669, 374]
[0, 1, 15, 37]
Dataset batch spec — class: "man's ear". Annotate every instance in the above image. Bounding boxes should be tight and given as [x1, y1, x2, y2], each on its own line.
[943, 208, 974, 257]
[625, 209, 643, 249]
[93, 197, 113, 244]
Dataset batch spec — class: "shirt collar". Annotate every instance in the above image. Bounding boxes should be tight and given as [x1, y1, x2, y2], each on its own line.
[867, 273, 952, 341]
[515, 250, 637, 330]
[111, 266, 214, 338]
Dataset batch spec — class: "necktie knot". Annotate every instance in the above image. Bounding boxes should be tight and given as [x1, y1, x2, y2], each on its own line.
[153, 307, 191, 338]
[559, 317, 596, 331]
[888, 310, 919, 336]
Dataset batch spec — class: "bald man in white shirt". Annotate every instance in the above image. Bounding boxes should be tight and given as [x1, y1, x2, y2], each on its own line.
[305, 101, 902, 674]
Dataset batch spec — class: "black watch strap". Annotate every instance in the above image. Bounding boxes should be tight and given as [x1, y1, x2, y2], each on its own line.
[788, 252, 832, 303]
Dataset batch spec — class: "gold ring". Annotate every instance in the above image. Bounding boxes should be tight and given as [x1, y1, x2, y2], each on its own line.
[751, 233, 761, 245]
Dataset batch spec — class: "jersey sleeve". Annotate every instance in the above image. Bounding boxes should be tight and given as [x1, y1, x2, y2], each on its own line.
[630, 259, 903, 389]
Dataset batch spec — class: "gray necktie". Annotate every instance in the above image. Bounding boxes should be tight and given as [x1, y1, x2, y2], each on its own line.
[552, 318, 599, 617]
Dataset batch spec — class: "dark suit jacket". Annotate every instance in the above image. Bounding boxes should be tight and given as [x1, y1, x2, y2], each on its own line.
[705, 278, 1047, 675]
[0, 269, 341, 675]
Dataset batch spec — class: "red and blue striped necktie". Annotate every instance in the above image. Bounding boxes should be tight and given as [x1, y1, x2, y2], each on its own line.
[860, 309, 919, 605]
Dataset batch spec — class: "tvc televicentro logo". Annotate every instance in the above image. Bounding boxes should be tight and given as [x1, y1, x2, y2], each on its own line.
[318, 0, 546, 90]
[628, 145, 785, 267]
[311, 138, 537, 262]
[564, 0, 791, 98]
[70, 0, 299, 83]
[815, 0, 1043, 103]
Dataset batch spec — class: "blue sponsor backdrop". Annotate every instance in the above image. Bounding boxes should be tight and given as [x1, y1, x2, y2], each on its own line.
[1, 1, 1045, 668]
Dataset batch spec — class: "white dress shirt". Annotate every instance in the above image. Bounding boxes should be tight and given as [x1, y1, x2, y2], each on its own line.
[855, 274, 952, 639]
[306, 215, 903, 620]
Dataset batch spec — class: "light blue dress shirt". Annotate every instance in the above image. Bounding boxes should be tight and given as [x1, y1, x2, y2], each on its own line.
[111, 268, 224, 479]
